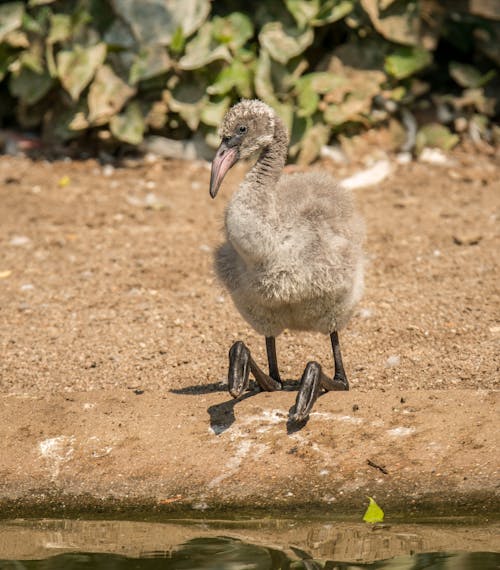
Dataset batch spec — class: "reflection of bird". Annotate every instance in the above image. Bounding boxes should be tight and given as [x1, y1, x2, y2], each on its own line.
[209, 99, 365, 421]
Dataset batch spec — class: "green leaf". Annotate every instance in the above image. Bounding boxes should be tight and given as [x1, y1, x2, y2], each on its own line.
[295, 77, 319, 118]
[207, 60, 253, 98]
[111, 0, 210, 46]
[0, 45, 17, 82]
[416, 123, 459, 153]
[449, 62, 496, 89]
[44, 100, 89, 142]
[47, 13, 71, 44]
[0, 2, 25, 43]
[312, 0, 354, 26]
[87, 64, 136, 125]
[363, 496, 384, 523]
[110, 101, 145, 145]
[361, 0, 420, 45]
[170, 26, 185, 55]
[129, 45, 171, 85]
[297, 122, 330, 165]
[385, 46, 432, 79]
[179, 22, 231, 70]
[9, 67, 53, 105]
[57, 43, 107, 101]
[18, 41, 45, 74]
[212, 13, 253, 50]
[296, 72, 348, 96]
[200, 97, 230, 127]
[166, 79, 208, 130]
[285, 0, 319, 28]
[255, 49, 293, 130]
[259, 21, 314, 64]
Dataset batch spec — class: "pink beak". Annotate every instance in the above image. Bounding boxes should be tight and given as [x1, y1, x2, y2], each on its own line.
[209, 142, 239, 198]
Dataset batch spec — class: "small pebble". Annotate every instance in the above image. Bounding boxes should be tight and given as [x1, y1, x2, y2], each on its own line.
[453, 233, 482, 246]
[320, 145, 348, 164]
[10, 235, 31, 246]
[102, 164, 115, 177]
[419, 148, 451, 165]
[386, 355, 401, 368]
[396, 152, 412, 165]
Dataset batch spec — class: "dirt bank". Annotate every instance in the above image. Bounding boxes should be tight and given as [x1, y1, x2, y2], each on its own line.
[0, 148, 498, 514]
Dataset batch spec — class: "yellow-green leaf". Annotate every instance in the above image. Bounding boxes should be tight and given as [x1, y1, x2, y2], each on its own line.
[363, 496, 384, 523]
[0, 2, 24, 43]
[57, 43, 107, 101]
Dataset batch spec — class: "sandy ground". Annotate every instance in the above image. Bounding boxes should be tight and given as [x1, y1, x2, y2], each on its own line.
[0, 146, 499, 515]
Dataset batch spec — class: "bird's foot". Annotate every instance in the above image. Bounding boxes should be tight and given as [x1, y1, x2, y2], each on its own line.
[228, 341, 250, 398]
[321, 373, 349, 392]
[228, 341, 282, 399]
[291, 363, 350, 422]
[291, 361, 324, 422]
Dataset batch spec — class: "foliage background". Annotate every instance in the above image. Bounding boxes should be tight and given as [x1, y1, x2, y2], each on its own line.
[0, 0, 498, 162]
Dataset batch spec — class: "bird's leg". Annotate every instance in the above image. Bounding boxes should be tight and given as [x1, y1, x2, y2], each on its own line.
[228, 337, 282, 399]
[265, 336, 281, 384]
[291, 332, 349, 422]
[321, 331, 350, 391]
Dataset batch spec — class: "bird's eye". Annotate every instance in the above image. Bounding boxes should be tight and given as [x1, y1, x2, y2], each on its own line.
[238, 125, 247, 134]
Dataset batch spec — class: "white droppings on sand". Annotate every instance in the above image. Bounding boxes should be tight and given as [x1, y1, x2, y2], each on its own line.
[39, 435, 75, 479]
[208, 409, 282, 484]
[208, 439, 255, 488]
[311, 412, 364, 424]
[83, 402, 95, 410]
[87, 436, 113, 458]
[387, 427, 415, 437]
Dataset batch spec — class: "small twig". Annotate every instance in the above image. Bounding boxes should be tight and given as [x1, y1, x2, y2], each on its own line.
[367, 459, 389, 475]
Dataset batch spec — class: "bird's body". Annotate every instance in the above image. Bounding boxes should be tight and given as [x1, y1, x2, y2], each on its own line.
[209, 99, 365, 422]
[214, 106, 364, 338]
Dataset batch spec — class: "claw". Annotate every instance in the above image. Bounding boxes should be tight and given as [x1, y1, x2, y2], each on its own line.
[291, 361, 323, 422]
[228, 341, 250, 398]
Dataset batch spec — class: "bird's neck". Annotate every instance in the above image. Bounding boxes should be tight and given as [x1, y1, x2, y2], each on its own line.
[225, 116, 289, 265]
[245, 116, 289, 191]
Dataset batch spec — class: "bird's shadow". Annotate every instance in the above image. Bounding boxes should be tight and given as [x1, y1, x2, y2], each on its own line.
[171, 380, 316, 435]
[207, 391, 256, 434]
[170, 382, 228, 395]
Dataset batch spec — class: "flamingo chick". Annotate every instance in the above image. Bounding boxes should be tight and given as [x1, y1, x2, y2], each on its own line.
[209, 99, 365, 422]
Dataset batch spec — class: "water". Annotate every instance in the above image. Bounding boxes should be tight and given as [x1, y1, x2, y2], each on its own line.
[0, 519, 498, 570]
[0, 543, 498, 570]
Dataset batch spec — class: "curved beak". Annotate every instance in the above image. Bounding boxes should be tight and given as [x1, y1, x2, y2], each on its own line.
[209, 141, 239, 199]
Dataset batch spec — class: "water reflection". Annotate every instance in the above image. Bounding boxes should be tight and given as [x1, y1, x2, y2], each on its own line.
[0, 537, 498, 570]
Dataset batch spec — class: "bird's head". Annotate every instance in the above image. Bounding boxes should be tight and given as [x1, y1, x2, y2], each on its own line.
[209, 99, 275, 198]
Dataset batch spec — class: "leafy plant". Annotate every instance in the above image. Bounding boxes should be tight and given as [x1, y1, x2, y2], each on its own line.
[0, 0, 497, 161]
